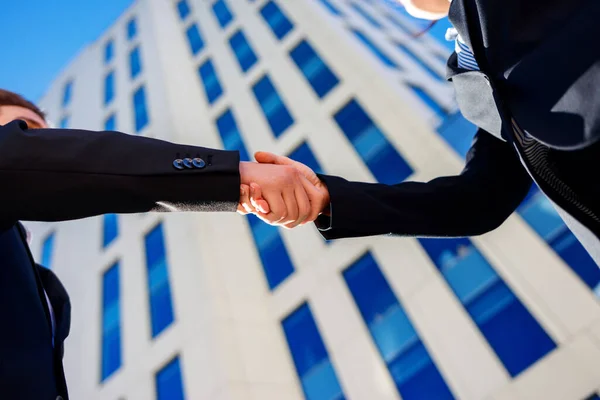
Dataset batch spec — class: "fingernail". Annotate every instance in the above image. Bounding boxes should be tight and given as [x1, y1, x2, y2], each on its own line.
[240, 185, 245, 195]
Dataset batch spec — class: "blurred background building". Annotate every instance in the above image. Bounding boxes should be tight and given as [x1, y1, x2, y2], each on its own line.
[25, 0, 600, 399]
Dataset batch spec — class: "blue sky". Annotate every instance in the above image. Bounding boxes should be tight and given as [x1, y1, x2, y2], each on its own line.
[0, 0, 134, 102]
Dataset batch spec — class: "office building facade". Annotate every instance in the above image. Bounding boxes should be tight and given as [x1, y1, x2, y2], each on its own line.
[28, 0, 600, 399]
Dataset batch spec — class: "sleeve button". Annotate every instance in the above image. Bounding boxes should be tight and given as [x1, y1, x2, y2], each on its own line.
[183, 158, 194, 168]
[173, 159, 184, 170]
[192, 158, 206, 169]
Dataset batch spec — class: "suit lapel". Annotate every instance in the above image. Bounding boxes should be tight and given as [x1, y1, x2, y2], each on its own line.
[15, 222, 55, 338]
[37, 265, 71, 344]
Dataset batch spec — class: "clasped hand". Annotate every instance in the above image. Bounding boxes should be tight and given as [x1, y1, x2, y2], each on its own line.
[238, 152, 330, 228]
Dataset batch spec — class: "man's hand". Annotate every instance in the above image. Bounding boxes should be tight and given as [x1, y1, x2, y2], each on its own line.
[238, 153, 330, 227]
[238, 161, 321, 228]
[238, 183, 270, 215]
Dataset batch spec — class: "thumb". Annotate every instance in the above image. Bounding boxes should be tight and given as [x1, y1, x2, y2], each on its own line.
[255, 151, 290, 165]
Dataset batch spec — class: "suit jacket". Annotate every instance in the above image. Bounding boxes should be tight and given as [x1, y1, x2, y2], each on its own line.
[316, 0, 600, 266]
[0, 120, 240, 399]
[448, 0, 600, 150]
[316, 130, 533, 239]
[37, 263, 71, 362]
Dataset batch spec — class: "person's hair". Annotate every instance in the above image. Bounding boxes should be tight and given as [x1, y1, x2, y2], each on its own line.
[0, 89, 46, 121]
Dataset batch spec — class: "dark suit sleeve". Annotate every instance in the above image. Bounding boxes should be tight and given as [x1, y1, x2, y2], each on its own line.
[315, 129, 533, 239]
[0, 121, 240, 224]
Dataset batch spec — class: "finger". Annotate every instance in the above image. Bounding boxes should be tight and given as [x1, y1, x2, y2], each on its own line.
[254, 151, 278, 164]
[255, 198, 270, 214]
[238, 184, 254, 214]
[249, 184, 267, 214]
[249, 183, 259, 210]
[255, 185, 287, 224]
[255, 151, 293, 166]
[281, 184, 300, 227]
[299, 174, 326, 222]
[237, 185, 249, 214]
[284, 182, 311, 229]
[249, 183, 270, 214]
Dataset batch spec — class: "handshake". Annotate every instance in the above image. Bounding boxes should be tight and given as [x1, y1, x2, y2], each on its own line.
[237, 151, 330, 228]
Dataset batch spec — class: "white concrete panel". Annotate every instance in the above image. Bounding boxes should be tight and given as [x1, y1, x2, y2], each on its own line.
[232, 322, 302, 387]
[405, 278, 509, 400]
[589, 317, 600, 349]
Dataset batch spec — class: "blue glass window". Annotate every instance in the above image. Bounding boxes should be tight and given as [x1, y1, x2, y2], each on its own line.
[59, 116, 69, 129]
[290, 40, 339, 98]
[409, 85, 446, 120]
[436, 112, 478, 159]
[156, 357, 185, 400]
[101, 262, 122, 382]
[130, 47, 142, 79]
[62, 81, 73, 107]
[144, 223, 175, 337]
[177, 0, 190, 20]
[104, 40, 114, 64]
[104, 114, 116, 131]
[350, 2, 383, 28]
[133, 86, 149, 132]
[252, 75, 294, 138]
[229, 30, 258, 73]
[104, 71, 115, 105]
[518, 187, 600, 294]
[216, 109, 250, 162]
[282, 304, 345, 400]
[247, 215, 295, 289]
[334, 99, 413, 184]
[198, 59, 223, 104]
[41, 232, 55, 269]
[344, 253, 454, 399]
[103, 214, 119, 248]
[419, 238, 556, 376]
[185, 24, 205, 55]
[317, 0, 343, 16]
[351, 29, 398, 68]
[212, 0, 234, 28]
[260, 1, 294, 40]
[288, 142, 324, 175]
[396, 43, 443, 80]
[127, 18, 137, 40]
